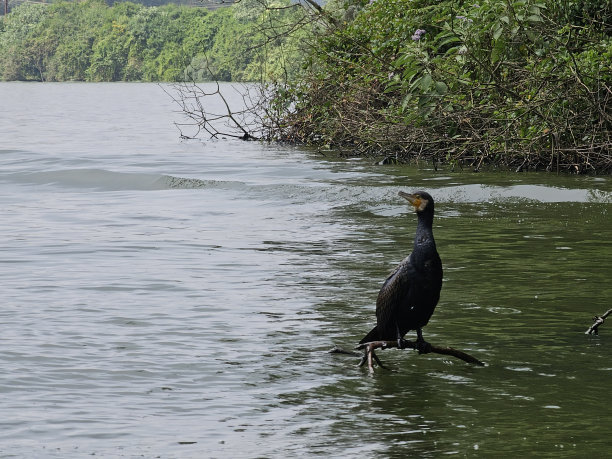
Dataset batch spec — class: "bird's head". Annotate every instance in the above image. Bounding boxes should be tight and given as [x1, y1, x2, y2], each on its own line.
[398, 190, 434, 213]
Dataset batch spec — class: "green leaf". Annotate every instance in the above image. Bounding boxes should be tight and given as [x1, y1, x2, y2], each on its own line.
[401, 94, 412, 111]
[383, 81, 400, 94]
[436, 35, 461, 48]
[435, 81, 448, 95]
[409, 76, 423, 92]
[401, 68, 419, 82]
[419, 102, 436, 117]
[493, 26, 504, 40]
[526, 29, 537, 42]
[491, 38, 506, 63]
[527, 14, 542, 22]
[420, 73, 433, 91]
[444, 46, 461, 55]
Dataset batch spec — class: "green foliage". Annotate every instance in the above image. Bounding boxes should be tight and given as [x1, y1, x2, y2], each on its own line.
[0, 3, 48, 80]
[0, 0, 304, 82]
[273, 0, 612, 172]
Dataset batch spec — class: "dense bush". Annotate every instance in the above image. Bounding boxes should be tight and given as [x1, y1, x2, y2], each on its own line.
[271, 0, 611, 172]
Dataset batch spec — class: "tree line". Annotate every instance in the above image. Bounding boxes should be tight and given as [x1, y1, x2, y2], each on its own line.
[0, 0, 300, 82]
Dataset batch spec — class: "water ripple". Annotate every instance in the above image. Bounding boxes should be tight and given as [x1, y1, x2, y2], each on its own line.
[0, 82, 610, 458]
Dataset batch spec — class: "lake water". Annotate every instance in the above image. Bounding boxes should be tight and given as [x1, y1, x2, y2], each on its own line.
[1, 82, 610, 458]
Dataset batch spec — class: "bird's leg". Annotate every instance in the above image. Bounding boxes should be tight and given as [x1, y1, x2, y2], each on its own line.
[358, 343, 375, 371]
[396, 323, 406, 350]
[367, 343, 375, 372]
[358, 343, 390, 372]
[415, 328, 432, 354]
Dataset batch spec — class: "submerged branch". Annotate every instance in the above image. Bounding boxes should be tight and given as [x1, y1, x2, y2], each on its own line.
[330, 339, 485, 372]
[585, 309, 612, 335]
[355, 340, 485, 367]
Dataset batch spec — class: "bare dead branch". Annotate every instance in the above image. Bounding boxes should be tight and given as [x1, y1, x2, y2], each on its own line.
[162, 52, 267, 141]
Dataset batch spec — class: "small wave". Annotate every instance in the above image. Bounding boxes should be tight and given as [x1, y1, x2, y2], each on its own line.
[436, 184, 611, 203]
[487, 306, 522, 315]
[164, 175, 220, 189]
[11, 169, 167, 191]
[6, 168, 237, 192]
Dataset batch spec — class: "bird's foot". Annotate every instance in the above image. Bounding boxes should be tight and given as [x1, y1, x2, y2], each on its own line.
[416, 339, 432, 355]
[397, 338, 408, 350]
[358, 342, 391, 372]
[415, 328, 432, 354]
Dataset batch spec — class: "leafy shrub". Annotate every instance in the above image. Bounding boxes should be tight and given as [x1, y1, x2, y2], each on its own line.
[271, 0, 611, 172]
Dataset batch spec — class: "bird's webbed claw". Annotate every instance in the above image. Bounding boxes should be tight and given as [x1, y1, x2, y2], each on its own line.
[417, 341, 432, 354]
[416, 329, 432, 354]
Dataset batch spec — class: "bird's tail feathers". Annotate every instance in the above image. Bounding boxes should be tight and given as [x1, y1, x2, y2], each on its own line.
[359, 326, 379, 344]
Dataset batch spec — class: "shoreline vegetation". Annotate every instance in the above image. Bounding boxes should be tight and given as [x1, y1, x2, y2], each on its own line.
[2, 0, 610, 174]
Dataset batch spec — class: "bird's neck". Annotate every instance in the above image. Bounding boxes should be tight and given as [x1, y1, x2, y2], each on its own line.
[414, 213, 435, 249]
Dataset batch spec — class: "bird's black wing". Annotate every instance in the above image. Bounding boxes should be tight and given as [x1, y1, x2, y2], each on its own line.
[359, 257, 413, 344]
[374, 255, 415, 339]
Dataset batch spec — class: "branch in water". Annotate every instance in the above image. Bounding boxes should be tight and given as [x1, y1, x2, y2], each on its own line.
[329, 346, 361, 357]
[585, 308, 612, 335]
[330, 340, 485, 371]
[353, 339, 485, 369]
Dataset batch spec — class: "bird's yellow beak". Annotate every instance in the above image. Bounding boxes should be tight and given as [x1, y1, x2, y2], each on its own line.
[399, 191, 426, 212]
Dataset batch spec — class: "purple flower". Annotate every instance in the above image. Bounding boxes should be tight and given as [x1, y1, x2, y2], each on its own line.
[456, 15, 474, 23]
[411, 29, 426, 41]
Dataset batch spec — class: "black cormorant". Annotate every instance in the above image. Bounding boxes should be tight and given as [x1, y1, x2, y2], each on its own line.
[360, 191, 443, 352]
